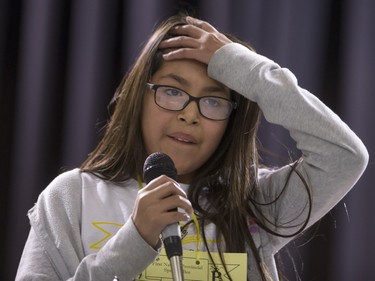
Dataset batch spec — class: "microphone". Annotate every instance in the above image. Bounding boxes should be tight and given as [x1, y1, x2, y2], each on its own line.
[143, 152, 184, 281]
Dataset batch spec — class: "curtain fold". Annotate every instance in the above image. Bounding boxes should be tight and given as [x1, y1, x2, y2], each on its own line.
[330, 0, 375, 280]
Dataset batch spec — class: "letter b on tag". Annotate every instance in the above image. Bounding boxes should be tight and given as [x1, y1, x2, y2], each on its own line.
[211, 268, 223, 281]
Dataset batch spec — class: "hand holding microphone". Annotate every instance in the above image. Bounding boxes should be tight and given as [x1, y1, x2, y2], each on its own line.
[132, 152, 192, 280]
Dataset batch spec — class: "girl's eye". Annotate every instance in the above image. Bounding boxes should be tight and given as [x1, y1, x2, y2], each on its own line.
[204, 97, 221, 107]
[163, 87, 184, 97]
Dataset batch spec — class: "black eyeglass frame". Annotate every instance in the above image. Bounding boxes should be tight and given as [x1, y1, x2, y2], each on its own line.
[146, 83, 237, 121]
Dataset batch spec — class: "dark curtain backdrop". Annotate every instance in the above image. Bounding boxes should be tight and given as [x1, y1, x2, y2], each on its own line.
[1, 0, 374, 280]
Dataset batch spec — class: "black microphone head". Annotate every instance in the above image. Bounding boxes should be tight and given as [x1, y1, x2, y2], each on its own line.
[143, 152, 177, 183]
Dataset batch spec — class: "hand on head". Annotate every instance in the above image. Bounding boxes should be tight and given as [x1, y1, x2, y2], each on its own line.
[159, 16, 232, 64]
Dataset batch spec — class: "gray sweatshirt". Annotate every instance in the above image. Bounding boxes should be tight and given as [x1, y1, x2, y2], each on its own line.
[16, 43, 369, 281]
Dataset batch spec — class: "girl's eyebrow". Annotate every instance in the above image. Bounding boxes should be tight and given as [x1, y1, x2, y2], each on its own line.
[159, 73, 229, 94]
[159, 73, 189, 86]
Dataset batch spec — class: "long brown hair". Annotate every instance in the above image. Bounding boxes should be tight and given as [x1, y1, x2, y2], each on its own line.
[81, 14, 311, 281]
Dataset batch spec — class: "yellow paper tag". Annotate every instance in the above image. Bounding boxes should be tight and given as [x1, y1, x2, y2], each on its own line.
[136, 249, 247, 281]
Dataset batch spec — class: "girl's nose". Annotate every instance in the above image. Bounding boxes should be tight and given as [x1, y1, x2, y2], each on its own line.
[177, 101, 200, 125]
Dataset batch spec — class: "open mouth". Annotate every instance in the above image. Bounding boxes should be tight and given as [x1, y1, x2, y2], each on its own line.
[171, 136, 193, 143]
[168, 133, 197, 144]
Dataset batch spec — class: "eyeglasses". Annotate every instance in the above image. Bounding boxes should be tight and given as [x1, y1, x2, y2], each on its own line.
[146, 83, 237, 121]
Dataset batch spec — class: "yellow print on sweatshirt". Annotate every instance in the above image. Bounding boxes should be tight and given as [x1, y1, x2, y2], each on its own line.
[89, 221, 217, 250]
[89, 222, 124, 250]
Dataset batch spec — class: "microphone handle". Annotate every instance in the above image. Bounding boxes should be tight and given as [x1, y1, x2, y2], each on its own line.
[162, 224, 184, 280]
[161, 222, 181, 242]
[170, 255, 184, 281]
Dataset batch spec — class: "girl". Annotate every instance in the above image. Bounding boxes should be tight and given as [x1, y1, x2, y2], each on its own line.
[16, 15, 368, 281]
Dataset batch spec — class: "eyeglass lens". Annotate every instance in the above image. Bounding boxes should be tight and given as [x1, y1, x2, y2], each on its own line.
[154, 85, 233, 120]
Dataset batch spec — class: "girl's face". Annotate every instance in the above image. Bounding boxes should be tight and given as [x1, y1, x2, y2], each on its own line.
[142, 59, 230, 183]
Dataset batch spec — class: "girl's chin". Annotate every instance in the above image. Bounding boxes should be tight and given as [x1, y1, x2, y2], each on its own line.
[176, 165, 201, 184]
[176, 173, 193, 184]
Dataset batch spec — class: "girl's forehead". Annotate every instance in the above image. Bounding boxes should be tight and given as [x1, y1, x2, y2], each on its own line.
[152, 59, 230, 93]
[154, 59, 206, 76]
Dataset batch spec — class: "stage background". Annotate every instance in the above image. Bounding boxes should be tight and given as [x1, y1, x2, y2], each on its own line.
[1, 0, 373, 280]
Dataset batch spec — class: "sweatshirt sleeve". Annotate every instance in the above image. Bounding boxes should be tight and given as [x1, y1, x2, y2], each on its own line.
[208, 43, 369, 251]
[16, 169, 159, 281]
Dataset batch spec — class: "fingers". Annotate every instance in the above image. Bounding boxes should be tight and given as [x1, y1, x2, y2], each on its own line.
[186, 16, 217, 33]
[143, 175, 187, 199]
[169, 21, 213, 39]
[158, 26, 202, 50]
[160, 193, 192, 214]
[160, 35, 199, 49]
[158, 17, 232, 64]
[162, 48, 205, 63]
[141, 175, 192, 217]
[155, 180, 193, 216]
[131, 175, 192, 247]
